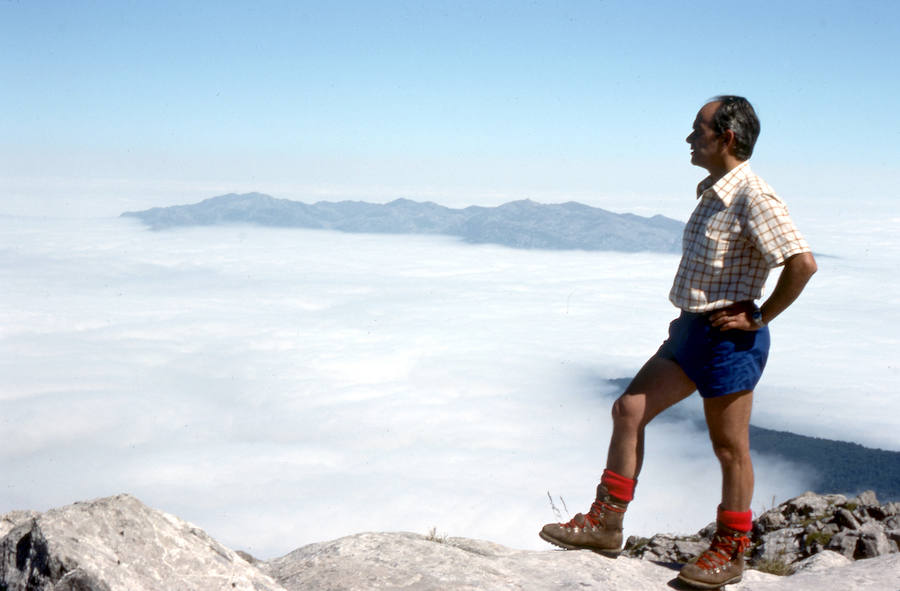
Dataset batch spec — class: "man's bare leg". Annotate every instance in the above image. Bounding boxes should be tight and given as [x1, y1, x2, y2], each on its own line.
[677, 390, 755, 588]
[606, 355, 697, 480]
[539, 354, 696, 553]
[703, 389, 754, 511]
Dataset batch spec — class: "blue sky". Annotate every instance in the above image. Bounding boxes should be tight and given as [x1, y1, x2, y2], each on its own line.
[2, 1, 899, 218]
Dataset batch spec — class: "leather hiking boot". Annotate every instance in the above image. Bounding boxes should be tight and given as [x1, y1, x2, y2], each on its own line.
[539, 484, 628, 556]
[677, 524, 751, 589]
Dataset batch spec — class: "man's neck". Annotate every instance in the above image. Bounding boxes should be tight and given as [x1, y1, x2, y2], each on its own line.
[704, 156, 746, 184]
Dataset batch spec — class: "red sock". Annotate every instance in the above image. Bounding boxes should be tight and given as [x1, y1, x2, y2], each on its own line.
[601, 469, 636, 503]
[718, 506, 752, 533]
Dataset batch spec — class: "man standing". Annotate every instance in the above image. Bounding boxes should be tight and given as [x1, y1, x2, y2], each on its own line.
[539, 96, 817, 589]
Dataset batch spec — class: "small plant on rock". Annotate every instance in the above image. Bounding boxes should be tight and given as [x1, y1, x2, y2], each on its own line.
[753, 555, 792, 576]
[546, 491, 569, 521]
[804, 530, 833, 548]
[426, 526, 448, 544]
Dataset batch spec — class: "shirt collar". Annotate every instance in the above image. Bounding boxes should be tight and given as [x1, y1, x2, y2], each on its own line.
[696, 160, 752, 206]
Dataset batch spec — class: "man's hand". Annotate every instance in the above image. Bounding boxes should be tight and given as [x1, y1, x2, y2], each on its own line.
[709, 301, 758, 331]
[710, 252, 818, 332]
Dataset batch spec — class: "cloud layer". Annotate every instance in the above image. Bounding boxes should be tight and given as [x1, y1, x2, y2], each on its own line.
[1, 215, 897, 558]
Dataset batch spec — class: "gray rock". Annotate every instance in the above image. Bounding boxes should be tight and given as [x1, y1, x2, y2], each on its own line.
[624, 532, 708, 564]
[887, 532, 900, 557]
[854, 491, 879, 506]
[827, 530, 861, 559]
[754, 527, 804, 564]
[856, 522, 893, 558]
[4, 493, 900, 591]
[863, 504, 889, 521]
[0, 494, 284, 591]
[629, 490, 900, 573]
[786, 492, 832, 517]
[262, 532, 681, 591]
[260, 531, 900, 591]
[835, 507, 861, 530]
[748, 553, 900, 591]
[790, 550, 853, 574]
[822, 493, 848, 506]
[755, 509, 787, 533]
[671, 539, 708, 562]
[0, 510, 38, 539]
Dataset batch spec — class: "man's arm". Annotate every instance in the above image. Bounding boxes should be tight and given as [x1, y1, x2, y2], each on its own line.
[759, 251, 818, 325]
[710, 252, 818, 331]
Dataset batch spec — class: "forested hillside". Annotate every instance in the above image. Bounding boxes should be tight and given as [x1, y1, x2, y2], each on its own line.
[749, 425, 900, 501]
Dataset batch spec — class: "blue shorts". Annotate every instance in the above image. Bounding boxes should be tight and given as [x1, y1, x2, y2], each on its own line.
[656, 310, 770, 398]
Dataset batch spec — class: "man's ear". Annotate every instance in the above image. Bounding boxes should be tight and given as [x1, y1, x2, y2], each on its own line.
[719, 129, 736, 153]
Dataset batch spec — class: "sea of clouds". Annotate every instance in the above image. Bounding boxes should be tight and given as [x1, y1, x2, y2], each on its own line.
[1, 212, 898, 559]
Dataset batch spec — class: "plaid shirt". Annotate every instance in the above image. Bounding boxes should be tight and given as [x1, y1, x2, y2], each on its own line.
[669, 161, 811, 313]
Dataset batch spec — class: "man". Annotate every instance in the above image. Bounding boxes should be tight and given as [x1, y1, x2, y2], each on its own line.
[539, 96, 817, 589]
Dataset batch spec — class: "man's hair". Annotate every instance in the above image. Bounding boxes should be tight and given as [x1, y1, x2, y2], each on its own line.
[710, 95, 760, 161]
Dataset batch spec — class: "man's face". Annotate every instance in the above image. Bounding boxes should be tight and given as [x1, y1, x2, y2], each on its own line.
[686, 101, 725, 172]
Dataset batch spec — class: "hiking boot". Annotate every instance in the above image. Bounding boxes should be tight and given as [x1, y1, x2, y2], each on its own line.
[677, 524, 751, 589]
[539, 484, 628, 555]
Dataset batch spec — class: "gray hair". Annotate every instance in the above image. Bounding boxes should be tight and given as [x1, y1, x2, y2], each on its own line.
[710, 95, 760, 160]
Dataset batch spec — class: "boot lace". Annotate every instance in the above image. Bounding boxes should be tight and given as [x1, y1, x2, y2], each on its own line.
[562, 498, 626, 528]
[695, 532, 750, 571]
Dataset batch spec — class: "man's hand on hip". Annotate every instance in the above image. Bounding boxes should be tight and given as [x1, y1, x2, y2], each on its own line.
[709, 302, 759, 332]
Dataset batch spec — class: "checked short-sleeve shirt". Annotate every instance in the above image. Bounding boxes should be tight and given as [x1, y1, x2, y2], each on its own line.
[669, 161, 811, 313]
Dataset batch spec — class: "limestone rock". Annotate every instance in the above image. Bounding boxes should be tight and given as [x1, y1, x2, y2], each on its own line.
[263, 532, 682, 591]
[753, 527, 804, 563]
[0, 510, 38, 539]
[0, 494, 284, 591]
[786, 491, 834, 517]
[827, 530, 862, 559]
[624, 490, 899, 570]
[756, 508, 787, 531]
[789, 549, 853, 574]
[853, 491, 879, 506]
[3, 493, 900, 591]
[834, 507, 861, 529]
[735, 553, 900, 591]
[262, 531, 900, 591]
[856, 522, 895, 558]
[623, 533, 707, 564]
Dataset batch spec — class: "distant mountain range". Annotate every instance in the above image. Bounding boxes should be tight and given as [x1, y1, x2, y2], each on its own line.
[121, 192, 685, 253]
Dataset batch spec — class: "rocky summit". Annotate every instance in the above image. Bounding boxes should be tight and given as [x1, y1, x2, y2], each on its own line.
[1, 493, 898, 590]
[0, 494, 282, 591]
[624, 490, 900, 570]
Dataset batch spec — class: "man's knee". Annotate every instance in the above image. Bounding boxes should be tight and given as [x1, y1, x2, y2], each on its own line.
[709, 437, 751, 466]
[611, 394, 644, 428]
[704, 389, 754, 465]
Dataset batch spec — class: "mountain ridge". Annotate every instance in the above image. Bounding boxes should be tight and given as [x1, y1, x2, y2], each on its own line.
[121, 192, 685, 253]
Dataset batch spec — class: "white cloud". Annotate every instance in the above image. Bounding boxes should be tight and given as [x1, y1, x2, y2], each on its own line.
[1, 215, 897, 559]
